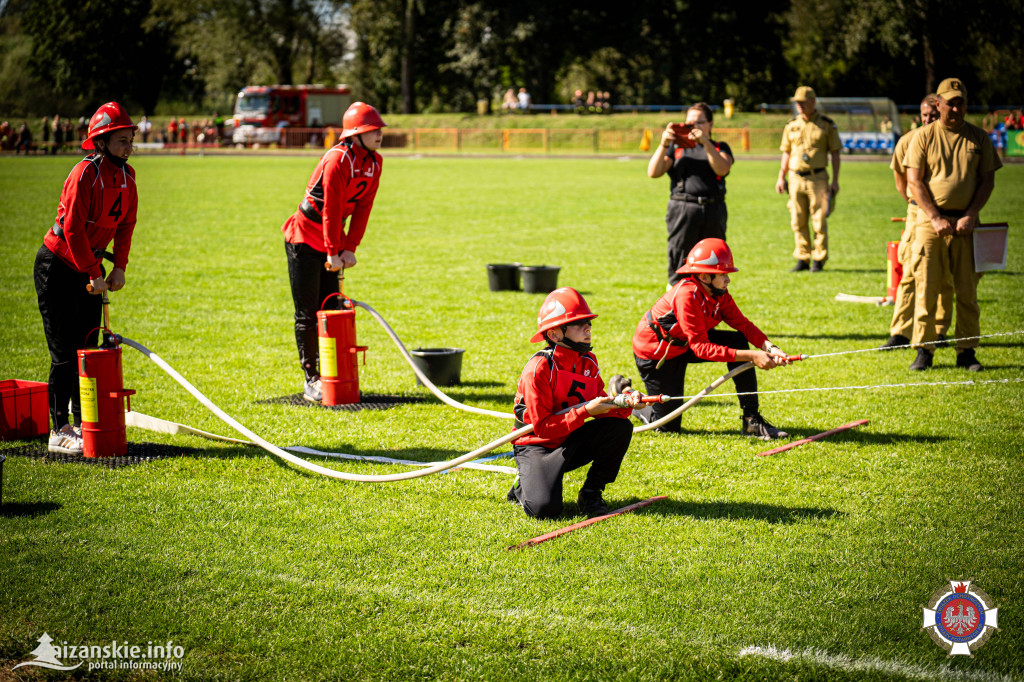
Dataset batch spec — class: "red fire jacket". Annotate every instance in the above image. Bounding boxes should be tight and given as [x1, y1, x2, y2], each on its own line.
[632, 277, 767, 362]
[42, 154, 138, 279]
[513, 344, 632, 448]
[282, 141, 382, 254]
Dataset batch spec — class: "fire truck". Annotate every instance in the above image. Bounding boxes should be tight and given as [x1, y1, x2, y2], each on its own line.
[231, 84, 352, 145]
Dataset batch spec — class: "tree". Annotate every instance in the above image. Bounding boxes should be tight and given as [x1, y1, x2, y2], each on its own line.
[18, 0, 177, 115]
[784, 0, 1024, 104]
[151, 0, 347, 106]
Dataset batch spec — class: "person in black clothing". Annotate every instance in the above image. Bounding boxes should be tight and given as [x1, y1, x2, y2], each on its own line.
[15, 123, 32, 154]
[647, 102, 734, 285]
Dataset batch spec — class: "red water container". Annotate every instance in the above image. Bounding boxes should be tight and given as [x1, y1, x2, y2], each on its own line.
[317, 303, 368, 405]
[0, 379, 49, 440]
[886, 241, 902, 301]
[77, 347, 135, 457]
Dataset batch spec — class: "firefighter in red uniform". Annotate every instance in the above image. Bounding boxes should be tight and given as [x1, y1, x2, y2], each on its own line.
[282, 102, 385, 402]
[508, 288, 644, 519]
[34, 102, 138, 454]
[630, 238, 792, 438]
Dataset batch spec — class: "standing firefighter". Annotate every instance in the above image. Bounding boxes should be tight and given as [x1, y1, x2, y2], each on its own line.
[881, 94, 952, 350]
[775, 86, 841, 272]
[905, 78, 1002, 371]
[282, 102, 385, 402]
[630, 239, 792, 437]
[34, 102, 138, 454]
[508, 288, 643, 519]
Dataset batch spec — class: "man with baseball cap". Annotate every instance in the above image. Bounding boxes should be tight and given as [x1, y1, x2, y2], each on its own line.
[775, 86, 842, 272]
[880, 93, 952, 351]
[904, 78, 1002, 371]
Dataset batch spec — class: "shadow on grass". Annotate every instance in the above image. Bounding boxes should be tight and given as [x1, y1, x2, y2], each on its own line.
[0, 501, 61, 518]
[633, 497, 843, 523]
[420, 392, 514, 404]
[773, 332, 892, 342]
[815, 267, 886, 274]
[267, 445, 490, 479]
[442, 380, 506, 390]
[649, 425, 950, 446]
[762, 428, 950, 446]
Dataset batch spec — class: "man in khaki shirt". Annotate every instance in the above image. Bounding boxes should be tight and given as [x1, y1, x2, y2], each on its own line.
[905, 77, 1002, 371]
[881, 94, 952, 350]
[776, 86, 841, 272]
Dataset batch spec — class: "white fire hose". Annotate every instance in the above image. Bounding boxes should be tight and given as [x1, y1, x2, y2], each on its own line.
[356, 299, 748, 433]
[118, 334, 531, 482]
[117, 298, 757, 481]
[354, 301, 513, 420]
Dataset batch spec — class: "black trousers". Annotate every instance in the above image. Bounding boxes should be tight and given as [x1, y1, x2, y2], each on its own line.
[512, 417, 632, 519]
[285, 241, 340, 381]
[34, 246, 102, 428]
[666, 200, 727, 285]
[635, 329, 758, 433]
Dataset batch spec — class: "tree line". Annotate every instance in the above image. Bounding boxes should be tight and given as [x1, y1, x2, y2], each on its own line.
[1, 0, 1021, 119]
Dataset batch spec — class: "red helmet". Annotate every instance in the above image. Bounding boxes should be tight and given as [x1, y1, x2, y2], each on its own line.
[340, 102, 386, 139]
[675, 238, 739, 275]
[82, 102, 136, 150]
[530, 287, 598, 343]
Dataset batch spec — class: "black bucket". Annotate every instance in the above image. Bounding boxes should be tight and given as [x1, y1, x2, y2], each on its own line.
[410, 348, 466, 386]
[520, 265, 561, 294]
[487, 263, 521, 291]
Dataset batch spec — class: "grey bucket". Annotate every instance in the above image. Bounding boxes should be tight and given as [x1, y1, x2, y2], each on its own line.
[410, 348, 465, 386]
[520, 265, 561, 293]
[487, 263, 521, 291]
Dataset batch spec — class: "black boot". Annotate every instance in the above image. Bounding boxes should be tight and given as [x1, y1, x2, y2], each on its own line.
[909, 349, 933, 371]
[879, 334, 910, 350]
[577, 488, 610, 518]
[955, 349, 983, 372]
[742, 413, 790, 441]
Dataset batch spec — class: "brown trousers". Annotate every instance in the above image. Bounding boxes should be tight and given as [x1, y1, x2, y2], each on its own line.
[788, 171, 829, 262]
[909, 212, 981, 352]
[889, 203, 952, 338]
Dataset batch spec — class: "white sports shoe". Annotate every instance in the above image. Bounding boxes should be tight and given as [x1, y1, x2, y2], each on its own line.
[303, 378, 322, 403]
[48, 424, 83, 454]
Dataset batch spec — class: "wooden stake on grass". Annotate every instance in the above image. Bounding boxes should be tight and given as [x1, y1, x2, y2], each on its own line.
[756, 419, 869, 457]
[508, 495, 667, 550]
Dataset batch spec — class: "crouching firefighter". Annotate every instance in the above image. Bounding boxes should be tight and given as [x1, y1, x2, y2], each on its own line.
[631, 238, 792, 439]
[507, 288, 644, 519]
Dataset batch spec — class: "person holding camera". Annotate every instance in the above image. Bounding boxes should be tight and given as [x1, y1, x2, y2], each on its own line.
[648, 102, 734, 286]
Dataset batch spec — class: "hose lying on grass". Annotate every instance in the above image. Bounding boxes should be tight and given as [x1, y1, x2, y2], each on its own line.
[119, 298, 758, 479]
[119, 334, 532, 482]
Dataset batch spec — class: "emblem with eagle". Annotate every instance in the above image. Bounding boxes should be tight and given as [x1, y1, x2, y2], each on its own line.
[922, 580, 999, 656]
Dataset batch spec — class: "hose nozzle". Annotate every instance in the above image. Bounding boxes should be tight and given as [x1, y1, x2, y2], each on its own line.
[611, 393, 672, 407]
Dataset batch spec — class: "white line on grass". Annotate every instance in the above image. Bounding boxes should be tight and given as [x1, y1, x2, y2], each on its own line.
[738, 645, 1018, 682]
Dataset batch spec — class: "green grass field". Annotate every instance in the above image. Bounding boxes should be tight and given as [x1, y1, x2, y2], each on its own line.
[1, 153, 1022, 681]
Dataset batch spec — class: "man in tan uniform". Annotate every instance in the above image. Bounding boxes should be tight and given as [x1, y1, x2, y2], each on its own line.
[776, 86, 841, 272]
[905, 77, 1002, 371]
[881, 94, 953, 350]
